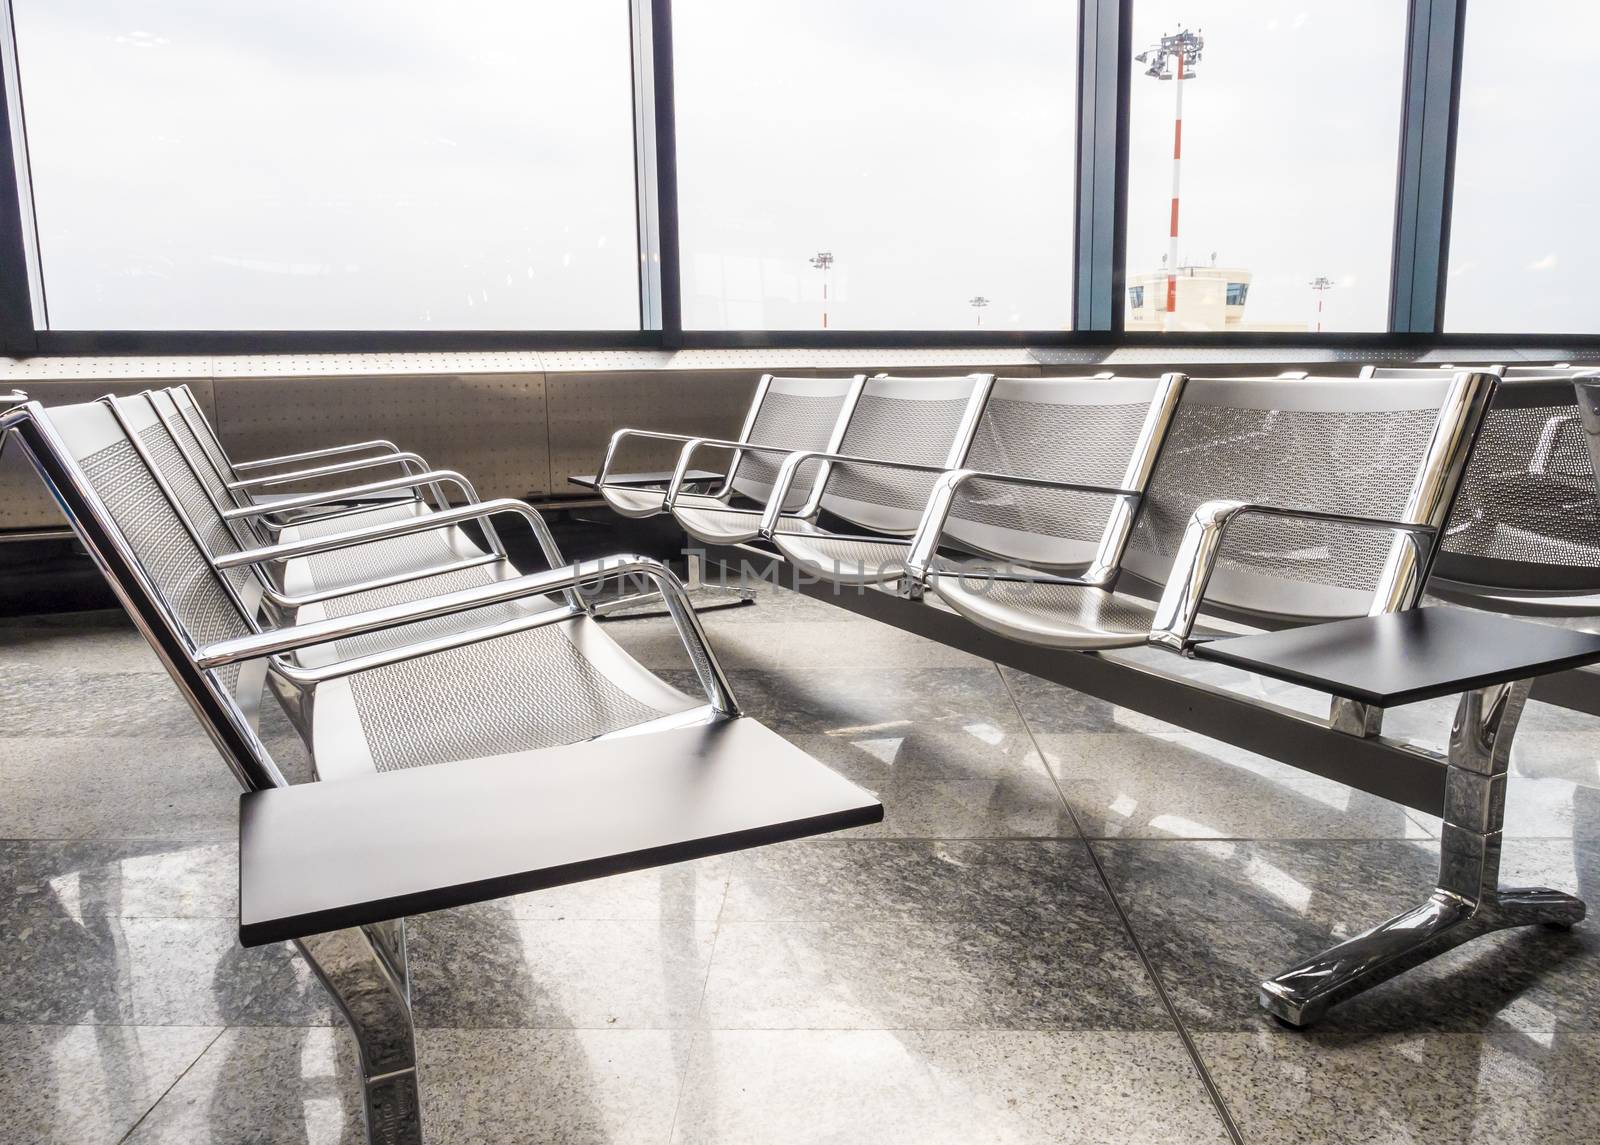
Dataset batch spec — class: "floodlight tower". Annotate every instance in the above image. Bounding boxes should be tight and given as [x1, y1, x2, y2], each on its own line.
[969, 295, 990, 328]
[1309, 275, 1334, 332]
[1136, 27, 1205, 322]
[810, 251, 834, 329]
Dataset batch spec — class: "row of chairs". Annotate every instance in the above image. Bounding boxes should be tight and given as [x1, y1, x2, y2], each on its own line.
[600, 368, 1502, 654]
[1, 386, 883, 1144]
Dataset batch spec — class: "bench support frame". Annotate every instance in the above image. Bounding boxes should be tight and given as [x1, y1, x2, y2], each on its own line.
[1259, 677, 1586, 1025]
[696, 545, 1590, 1025]
[297, 922, 422, 1143]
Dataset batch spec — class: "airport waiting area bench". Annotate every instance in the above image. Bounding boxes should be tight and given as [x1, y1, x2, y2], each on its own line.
[597, 367, 1600, 1028]
[0, 393, 882, 1145]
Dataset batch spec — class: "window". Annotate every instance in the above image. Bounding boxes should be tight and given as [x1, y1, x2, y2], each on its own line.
[1446, 0, 1598, 333]
[10, 1, 640, 330]
[1124, 1, 1405, 332]
[672, 0, 1077, 331]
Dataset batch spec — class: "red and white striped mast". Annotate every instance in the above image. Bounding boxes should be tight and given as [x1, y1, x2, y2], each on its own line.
[810, 251, 834, 329]
[1137, 28, 1205, 325]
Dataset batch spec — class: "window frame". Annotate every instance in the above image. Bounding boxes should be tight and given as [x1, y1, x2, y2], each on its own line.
[1, 0, 1595, 356]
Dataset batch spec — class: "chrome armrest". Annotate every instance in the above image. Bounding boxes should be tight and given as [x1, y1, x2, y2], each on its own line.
[198, 554, 737, 714]
[216, 495, 574, 608]
[228, 451, 430, 491]
[230, 439, 410, 473]
[598, 428, 708, 487]
[758, 450, 956, 540]
[664, 438, 797, 510]
[220, 469, 477, 522]
[903, 469, 1142, 586]
[1147, 500, 1438, 654]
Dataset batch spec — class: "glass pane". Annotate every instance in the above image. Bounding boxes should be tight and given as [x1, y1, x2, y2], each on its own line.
[12, 1, 640, 330]
[673, 0, 1077, 331]
[1124, 1, 1406, 332]
[1447, 0, 1597, 334]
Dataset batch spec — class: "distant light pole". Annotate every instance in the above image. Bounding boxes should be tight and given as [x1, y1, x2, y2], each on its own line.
[1136, 27, 1205, 322]
[968, 295, 990, 328]
[1309, 275, 1334, 333]
[809, 251, 834, 329]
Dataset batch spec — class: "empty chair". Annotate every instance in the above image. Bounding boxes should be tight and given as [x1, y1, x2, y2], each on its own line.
[1430, 371, 1600, 613]
[126, 389, 524, 631]
[157, 383, 449, 535]
[906, 373, 1495, 650]
[668, 373, 993, 548]
[1, 394, 879, 1144]
[758, 374, 1181, 586]
[595, 374, 863, 519]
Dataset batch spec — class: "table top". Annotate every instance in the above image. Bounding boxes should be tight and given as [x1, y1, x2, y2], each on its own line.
[568, 469, 722, 491]
[239, 716, 882, 946]
[1193, 607, 1600, 707]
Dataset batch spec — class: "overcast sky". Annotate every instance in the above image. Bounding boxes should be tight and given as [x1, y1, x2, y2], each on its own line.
[9, 2, 1592, 333]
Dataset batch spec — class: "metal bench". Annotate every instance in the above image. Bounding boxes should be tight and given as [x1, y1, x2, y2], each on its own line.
[665, 372, 994, 547]
[754, 374, 1181, 587]
[595, 373, 864, 519]
[0, 395, 882, 1145]
[685, 370, 1582, 1025]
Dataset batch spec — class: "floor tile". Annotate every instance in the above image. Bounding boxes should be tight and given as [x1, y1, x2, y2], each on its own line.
[418, 1028, 688, 1145]
[785, 732, 1077, 839]
[0, 666, 202, 739]
[701, 840, 1171, 1030]
[0, 1023, 219, 1144]
[0, 838, 237, 920]
[1097, 837, 1600, 1034]
[123, 1025, 366, 1144]
[0, 737, 238, 840]
[0, 911, 298, 1026]
[707, 665, 1029, 739]
[1037, 731, 1434, 840]
[1197, 1029, 1600, 1145]
[0, 611, 161, 675]
[673, 1029, 1229, 1144]
[405, 907, 718, 1029]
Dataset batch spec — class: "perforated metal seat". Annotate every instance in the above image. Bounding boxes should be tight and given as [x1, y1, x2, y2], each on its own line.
[923, 374, 1491, 651]
[929, 576, 1233, 649]
[39, 396, 705, 786]
[769, 375, 1172, 587]
[4, 394, 879, 1145]
[697, 373, 994, 572]
[598, 374, 862, 520]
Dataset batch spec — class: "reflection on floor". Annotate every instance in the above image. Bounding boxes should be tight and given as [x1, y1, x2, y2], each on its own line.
[3, 585, 1599, 1143]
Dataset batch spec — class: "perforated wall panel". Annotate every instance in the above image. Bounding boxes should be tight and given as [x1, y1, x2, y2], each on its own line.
[0, 379, 219, 529]
[213, 373, 549, 499]
[547, 370, 763, 487]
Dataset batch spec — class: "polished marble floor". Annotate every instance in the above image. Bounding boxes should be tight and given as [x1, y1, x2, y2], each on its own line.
[3, 585, 1600, 1143]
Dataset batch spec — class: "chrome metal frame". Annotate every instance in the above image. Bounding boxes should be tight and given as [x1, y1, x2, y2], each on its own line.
[696, 540, 1586, 1026]
[598, 372, 771, 503]
[662, 372, 870, 521]
[2, 396, 746, 1145]
[1259, 676, 1585, 1026]
[1146, 502, 1438, 654]
[126, 392, 517, 616]
[899, 372, 1187, 593]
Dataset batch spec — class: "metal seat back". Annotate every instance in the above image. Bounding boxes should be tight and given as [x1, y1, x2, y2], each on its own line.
[1434, 374, 1600, 596]
[818, 373, 994, 535]
[942, 374, 1183, 569]
[726, 375, 862, 511]
[2, 397, 284, 791]
[1122, 373, 1493, 622]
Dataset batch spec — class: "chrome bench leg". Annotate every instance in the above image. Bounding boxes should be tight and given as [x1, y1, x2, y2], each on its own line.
[1259, 678, 1586, 1027]
[296, 923, 423, 1145]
